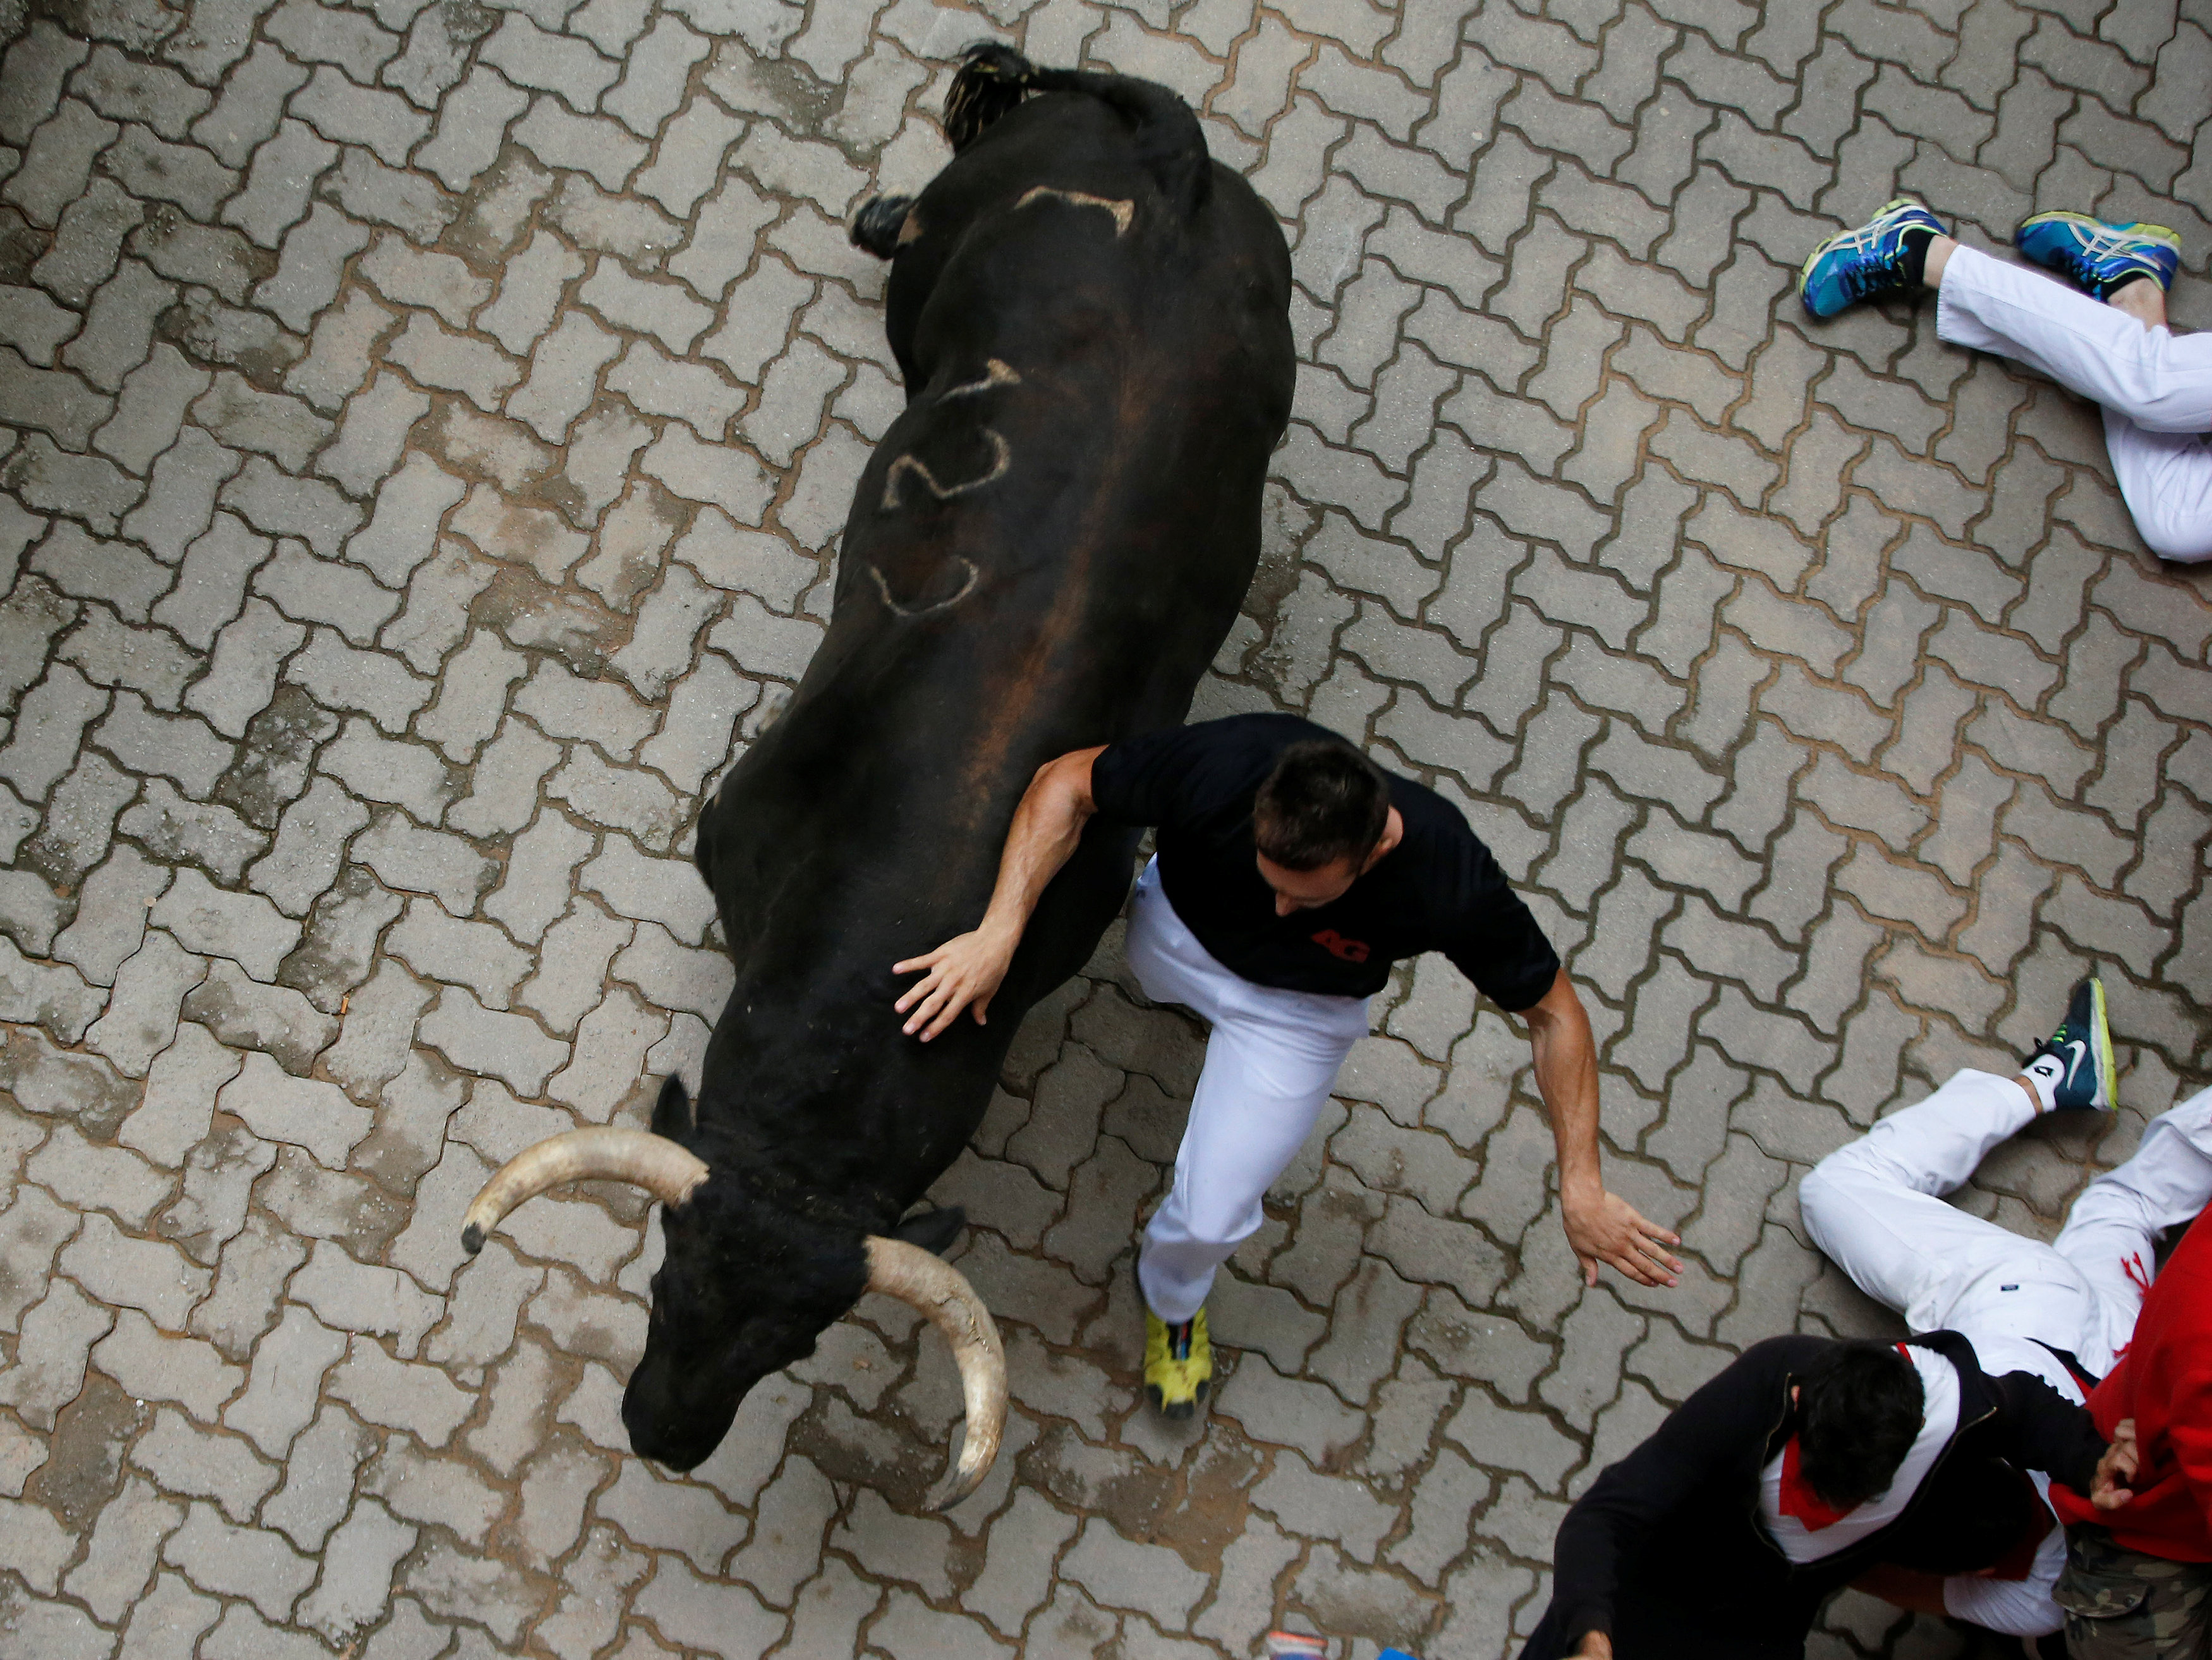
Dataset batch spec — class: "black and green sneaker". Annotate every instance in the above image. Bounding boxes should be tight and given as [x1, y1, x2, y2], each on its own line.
[2022, 978, 2115, 1112]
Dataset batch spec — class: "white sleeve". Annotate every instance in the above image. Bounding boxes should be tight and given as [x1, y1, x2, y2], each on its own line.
[1942, 1523, 2066, 1638]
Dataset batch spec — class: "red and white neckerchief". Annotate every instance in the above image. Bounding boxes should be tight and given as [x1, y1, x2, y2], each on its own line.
[1758, 1345, 1961, 1563]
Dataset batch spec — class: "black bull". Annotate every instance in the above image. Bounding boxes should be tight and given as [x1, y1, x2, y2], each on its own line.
[464, 50, 1294, 1491]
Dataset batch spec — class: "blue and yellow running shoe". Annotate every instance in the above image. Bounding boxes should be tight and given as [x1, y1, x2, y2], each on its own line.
[1800, 198, 1948, 318]
[2023, 978, 2116, 1113]
[2015, 212, 2180, 298]
[1144, 1306, 1211, 1419]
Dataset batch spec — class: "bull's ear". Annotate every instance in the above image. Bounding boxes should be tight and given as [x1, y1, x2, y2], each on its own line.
[891, 1205, 966, 1257]
[650, 1075, 695, 1139]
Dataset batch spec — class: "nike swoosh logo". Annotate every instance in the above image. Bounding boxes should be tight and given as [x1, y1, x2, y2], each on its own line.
[2062, 1038, 2086, 1089]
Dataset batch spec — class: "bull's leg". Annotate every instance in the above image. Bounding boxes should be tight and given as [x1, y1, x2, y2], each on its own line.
[850, 195, 914, 260]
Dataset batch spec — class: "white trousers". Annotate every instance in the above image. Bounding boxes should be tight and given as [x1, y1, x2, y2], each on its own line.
[1801, 1068, 2212, 1380]
[1938, 243, 2212, 563]
[1126, 860, 1370, 1324]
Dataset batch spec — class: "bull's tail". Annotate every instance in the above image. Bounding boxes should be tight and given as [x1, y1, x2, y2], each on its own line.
[944, 43, 1035, 151]
[944, 42, 1212, 215]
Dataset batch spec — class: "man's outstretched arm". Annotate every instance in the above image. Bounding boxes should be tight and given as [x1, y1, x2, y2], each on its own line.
[1522, 971, 1684, 1289]
[894, 745, 1107, 1041]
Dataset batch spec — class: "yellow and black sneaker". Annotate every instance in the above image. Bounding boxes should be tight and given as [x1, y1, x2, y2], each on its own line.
[1144, 1307, 1212, 1419]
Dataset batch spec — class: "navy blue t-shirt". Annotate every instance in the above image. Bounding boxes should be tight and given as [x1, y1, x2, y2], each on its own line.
[1090, 713, 1560, 1006]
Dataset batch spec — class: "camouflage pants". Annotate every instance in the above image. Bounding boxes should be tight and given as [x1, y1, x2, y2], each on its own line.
[2060, 1526, 2212, 1659]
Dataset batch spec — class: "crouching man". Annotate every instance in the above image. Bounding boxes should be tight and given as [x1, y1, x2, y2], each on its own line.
[1521, 1329, 2134, 1659]
[892, 713, 1680, 1417]
[1796, 977, 2212, 1650]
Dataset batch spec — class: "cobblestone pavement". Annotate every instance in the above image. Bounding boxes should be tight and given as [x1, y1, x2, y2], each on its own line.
[0, 0, 2207, 1654]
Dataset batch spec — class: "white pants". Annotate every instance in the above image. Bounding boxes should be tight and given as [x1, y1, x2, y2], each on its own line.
[1126, 860, 1370, 1324]
[1938, 243, 2212, 563]
[1801, 1068, 2212, 1380]
[1802, 1074, 2212, 1635]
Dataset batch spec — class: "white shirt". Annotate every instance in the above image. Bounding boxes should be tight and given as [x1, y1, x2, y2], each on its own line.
[1758, 1346, 1962, 1563]
[1939, 1333, 2084, 1639]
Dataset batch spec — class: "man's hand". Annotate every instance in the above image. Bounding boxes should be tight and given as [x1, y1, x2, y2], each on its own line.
[2091, 1417, 2139, 1511]
[892, 746, 1103, 1043]
[1564, 1186, 1682, 1289]
[1522, 972, 1681, 1291]
[894, 926, 1018, 1041]
[1573, 1632, 1613, 1659]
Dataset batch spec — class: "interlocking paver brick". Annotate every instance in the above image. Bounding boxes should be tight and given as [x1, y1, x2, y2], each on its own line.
[87, 928, 207, 1077]
[416, 63, 533, 193]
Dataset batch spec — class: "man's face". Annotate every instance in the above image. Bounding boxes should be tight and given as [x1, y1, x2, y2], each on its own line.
[1255, 852, 1361, 916]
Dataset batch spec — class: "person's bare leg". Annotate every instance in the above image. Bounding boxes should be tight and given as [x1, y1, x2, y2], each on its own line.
[1923, 233, 1957, 289]
[1924, 235, 2168, 331]
[2107, 274, 2168, 330]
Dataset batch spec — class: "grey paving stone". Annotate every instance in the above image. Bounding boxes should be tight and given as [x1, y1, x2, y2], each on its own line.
[511, 98, 647, 193]
[86, 927, 207, 1078]
[51, 838, 166, 984]
[150, 865, 300, 980]
[224, 116, 339, 250]
[181, 954, 336, 1075]
[163, 1498, 317, 1620]
[255, 201, 372, 334]
[416, 64, 533, 193]
[418, 983, 566, 1093]
[351, 807, 498, 914]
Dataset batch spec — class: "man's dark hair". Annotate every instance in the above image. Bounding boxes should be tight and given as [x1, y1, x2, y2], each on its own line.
[1796, 1340, 1924, 1510]
[1252, 740, 1391, 871]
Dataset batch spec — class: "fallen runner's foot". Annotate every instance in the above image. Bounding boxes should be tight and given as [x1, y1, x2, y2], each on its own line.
[2022, 977, 2117, 1113]
[2015, 212, 2181, 300]
[1799, 198, 1948, 317]
[1145, 1305, 1212, 1419]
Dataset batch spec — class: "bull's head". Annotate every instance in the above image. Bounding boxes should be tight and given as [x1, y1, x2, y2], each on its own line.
[458, 1083, 1009, 1510]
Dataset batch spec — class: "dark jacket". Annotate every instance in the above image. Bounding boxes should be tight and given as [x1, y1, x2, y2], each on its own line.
[1519, 1332, 2107, 1660]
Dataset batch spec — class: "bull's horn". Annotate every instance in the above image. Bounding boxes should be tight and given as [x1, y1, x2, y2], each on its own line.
[461, 1128, 711, 1255]
[864, 1235, 1007, 1511]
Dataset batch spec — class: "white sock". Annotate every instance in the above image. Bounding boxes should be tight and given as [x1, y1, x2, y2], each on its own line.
[2022, 1054, 2063, 1113]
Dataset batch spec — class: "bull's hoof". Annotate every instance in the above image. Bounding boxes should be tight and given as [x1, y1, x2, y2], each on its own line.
[851, 195, 913, 259]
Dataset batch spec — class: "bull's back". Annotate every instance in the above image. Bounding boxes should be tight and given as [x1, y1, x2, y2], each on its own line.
[695, 84, 1291, 1185]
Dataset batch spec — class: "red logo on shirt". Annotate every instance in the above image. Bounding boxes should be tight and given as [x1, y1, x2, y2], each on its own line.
[1311, 929, 1370, 963]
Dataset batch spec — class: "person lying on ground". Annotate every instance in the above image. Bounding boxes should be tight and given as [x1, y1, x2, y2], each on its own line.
[2033, 1034, 2212, 1659]
[1522, 1331, 2131, 1660]
[1801, 199, 2210, 563]
[1798, 978, 2208, 1650]
[890, 712, 1681, 1420]
[1521, 984, 2139, 1660]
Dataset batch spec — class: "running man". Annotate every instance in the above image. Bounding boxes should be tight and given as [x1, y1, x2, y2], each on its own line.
[893, 712, 1680, 1415]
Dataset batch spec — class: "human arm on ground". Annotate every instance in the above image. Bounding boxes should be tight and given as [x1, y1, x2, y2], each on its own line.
[893, 745, 1105, 1040]
[1520, 970, 1683, 1289]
